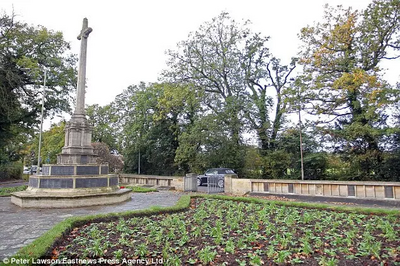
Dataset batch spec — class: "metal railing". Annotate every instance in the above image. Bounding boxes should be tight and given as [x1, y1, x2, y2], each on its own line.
[206, 174, 225, 194]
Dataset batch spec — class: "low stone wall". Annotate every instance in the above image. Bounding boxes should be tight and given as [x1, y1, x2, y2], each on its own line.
[224, 176, 400, 201]
[119, 174, 184, 190]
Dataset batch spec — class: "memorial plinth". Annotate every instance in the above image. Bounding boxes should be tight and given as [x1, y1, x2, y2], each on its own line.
[11, 18, 131, 208]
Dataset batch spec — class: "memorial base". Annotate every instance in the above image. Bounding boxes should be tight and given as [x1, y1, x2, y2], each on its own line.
[11, 174, 132, 208]
[11, 188, 132, 208]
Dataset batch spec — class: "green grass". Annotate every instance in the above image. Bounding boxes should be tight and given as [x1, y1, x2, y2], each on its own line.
[4, 194, 400, 266]
[125, 186, 158, 193]
[0, 185, 27, 197]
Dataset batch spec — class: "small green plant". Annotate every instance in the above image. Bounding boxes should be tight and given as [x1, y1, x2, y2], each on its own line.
[301, 241, 313, 255]
[113, 249, 123, 260]
[165, 254, 181, 266]
[225, 239, 235, 254]
[87, 239, 103, 257]
[136, 243, 148, 257]
[274, 250, 290, 263]
[291, 257, 304, 264]
[319, 256, 338, 266]
[187, 258, 197, 264]
[162, 241, 171, 259]
[248, 252, 262, 265]
[177, 233, 189, 246]
[235, 259, 247, 266]
[266, 245, 275, 258]
[198, 246, 217, 264]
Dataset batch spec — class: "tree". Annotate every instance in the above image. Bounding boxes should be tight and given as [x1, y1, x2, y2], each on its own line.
[92, 142, 123, 173]
[28, 121, 65, 165]
[164, 12, 249, 149]
[243, 50, 296, 151]
[175, 112, 245, 174]
[165, 12, 296, 167]
[0, 11, 77, 162]
[297, 1, 400, 179]
[119, 83, 181, 175]
[39, 121, 65, 164]
[86, 104, 119, 151]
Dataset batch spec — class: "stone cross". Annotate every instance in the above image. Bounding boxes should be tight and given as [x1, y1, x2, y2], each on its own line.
[74, 18, 93, 116]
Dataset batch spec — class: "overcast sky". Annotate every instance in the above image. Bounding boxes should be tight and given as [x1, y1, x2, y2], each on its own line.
[1, 0, 398, 127]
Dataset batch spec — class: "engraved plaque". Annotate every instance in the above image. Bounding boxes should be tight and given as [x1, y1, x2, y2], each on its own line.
[51, 166, 75, 176]
[101, 166, 109, 175]
[81, 155, 88, 164]
[76, 177, 107, 188]
[29, 178, 38, 188]
[39, 178, 73, 188]
[42, 166, 50, 175]
[109, 176, 118, 186]
[76, 166, 99, 175]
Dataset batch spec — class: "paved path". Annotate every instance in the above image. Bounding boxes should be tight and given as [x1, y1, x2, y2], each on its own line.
[0, 191, 183, 259]
[0, 181, 28, 188]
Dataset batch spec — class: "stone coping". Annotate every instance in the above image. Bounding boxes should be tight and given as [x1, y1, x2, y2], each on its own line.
[120, 174, 176, 180]
[247, 178, 400, 186]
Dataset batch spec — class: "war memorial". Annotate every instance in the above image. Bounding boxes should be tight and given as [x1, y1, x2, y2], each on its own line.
[11, 18, 131, 208]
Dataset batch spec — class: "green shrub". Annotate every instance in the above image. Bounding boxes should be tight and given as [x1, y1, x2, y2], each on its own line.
[303, 153, 328, 180]
[0, 162, 23, 181]
[0, 185, 27, 196]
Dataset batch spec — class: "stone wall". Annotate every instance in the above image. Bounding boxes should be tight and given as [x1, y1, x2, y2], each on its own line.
[119, 174, 182, 190]
[224, 176, 400, 200]
[119, 174, 400, 201]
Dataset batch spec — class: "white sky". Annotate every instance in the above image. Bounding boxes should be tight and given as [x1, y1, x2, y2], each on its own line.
[1, 0, 398, 128]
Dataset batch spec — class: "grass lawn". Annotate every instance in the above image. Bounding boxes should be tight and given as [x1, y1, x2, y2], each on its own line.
[124, 186, 158, 193]
[45, 197, 400, 265]
[0, 185, 27, 196]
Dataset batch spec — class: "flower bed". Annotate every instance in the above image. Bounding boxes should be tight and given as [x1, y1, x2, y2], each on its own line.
[49, 198, 400, 265]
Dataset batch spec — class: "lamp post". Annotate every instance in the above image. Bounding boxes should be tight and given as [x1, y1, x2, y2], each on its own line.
[138, 131, 141, 175]
[299, 98, 305, 181]
[297, 81, 305, 181]
[291, 78, 305, 180]
[37, 69, 47, 173]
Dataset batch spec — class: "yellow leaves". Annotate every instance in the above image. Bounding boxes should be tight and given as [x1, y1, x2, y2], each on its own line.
[331, 12, 358, 47]
[300, 9, 358, 68]
[369, 89, 383, 102]
[299, 26, 315, 38]
[333, 69, 380, 93]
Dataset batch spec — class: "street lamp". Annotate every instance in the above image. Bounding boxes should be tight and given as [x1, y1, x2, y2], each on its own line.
[138, 131, 141, 175]
[290, 78, 305, 180]
[37, 69, 47, 173]
[298, 96, 305, 181]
